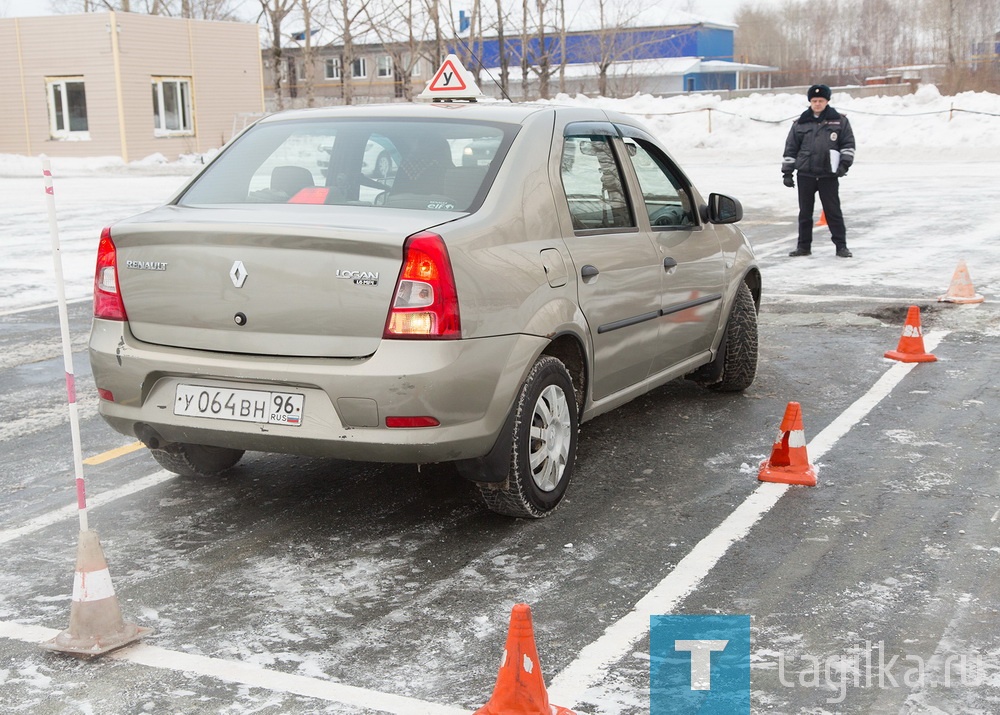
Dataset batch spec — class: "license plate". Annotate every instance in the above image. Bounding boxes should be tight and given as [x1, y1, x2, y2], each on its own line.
[174, 385, 304, 426]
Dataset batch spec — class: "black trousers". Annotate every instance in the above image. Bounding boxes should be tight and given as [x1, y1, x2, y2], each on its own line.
[796, 174, 847, 250]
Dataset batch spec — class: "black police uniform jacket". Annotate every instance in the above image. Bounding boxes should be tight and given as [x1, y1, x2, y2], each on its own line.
[781, 106, 856, 178]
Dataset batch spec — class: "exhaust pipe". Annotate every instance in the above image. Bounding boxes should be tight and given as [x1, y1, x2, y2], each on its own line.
[134, 423, 168, 450]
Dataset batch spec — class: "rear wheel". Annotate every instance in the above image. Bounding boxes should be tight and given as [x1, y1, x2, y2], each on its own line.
[708, 281, 758, 392]
[478, 356, 578, 518]
[150, 442, 245, 477]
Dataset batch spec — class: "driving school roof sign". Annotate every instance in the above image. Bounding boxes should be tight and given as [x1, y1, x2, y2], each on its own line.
[418, 54, 487, 101]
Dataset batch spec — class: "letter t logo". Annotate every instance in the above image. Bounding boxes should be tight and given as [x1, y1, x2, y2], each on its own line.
[674, 640, 729, 690]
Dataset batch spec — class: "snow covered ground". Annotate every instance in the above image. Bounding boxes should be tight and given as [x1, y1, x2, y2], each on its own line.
[1, 84, 998, 319]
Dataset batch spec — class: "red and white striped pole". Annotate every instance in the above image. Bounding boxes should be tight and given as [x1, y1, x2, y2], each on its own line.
[42, 156, 89, 533]
[40, 156, 150, 656]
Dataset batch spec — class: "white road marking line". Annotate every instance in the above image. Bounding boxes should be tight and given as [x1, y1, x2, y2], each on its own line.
[0, 297, 90, 318]
[548, 332, 948, 707]
[0, 621, 468, 715]
[766, 293, 944, 304]
[0, 470, 176, 545]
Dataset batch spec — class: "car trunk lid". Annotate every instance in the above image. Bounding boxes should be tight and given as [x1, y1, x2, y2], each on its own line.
[112, 205, 460, 358]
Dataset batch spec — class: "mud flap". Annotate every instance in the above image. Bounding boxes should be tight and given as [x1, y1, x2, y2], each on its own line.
[454, 402, 517, 484]
[685, 329, 727, 385]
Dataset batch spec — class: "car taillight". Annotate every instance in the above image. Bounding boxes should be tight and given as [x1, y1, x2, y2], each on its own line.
[94, 227, 127, 321]
[383, 231, 460, 339]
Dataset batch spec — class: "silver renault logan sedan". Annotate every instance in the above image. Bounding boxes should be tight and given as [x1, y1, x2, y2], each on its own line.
[89, 101, 760, 518]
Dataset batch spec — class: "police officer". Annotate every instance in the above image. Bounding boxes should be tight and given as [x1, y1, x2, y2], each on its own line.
[782, 84, 856, 257]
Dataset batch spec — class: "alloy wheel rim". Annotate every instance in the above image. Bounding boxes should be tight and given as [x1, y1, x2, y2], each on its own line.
[528, 384, 571, 492]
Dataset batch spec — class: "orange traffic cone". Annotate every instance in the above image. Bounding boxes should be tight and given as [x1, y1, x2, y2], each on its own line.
[758, 401, 817, 486]
[475, 604, 576, 715]
[938, 260, 984, 304]
[41, 530, 151, 657]
[816, 210, 827, 227]
[884, 306, 937, 363]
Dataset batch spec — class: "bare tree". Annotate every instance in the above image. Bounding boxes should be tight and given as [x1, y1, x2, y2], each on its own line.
[361, 0, 433, 101]
[455, 0, 483, 84]
[557, 0, 567, 94]
[533, 0, 551, 98]
[520, 0, 529, 97]
[257, 0, 296, 110]
[495, 0, 510, 94]
[425, 0, 445, 65]
[567, 0, 686, 97]
[734, 0, 999, 91]
[300, 0, 317, 106]
[325, 0, 373, 105]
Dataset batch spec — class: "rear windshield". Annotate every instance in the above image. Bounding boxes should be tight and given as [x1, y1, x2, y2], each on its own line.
[177, 118, 514, 212]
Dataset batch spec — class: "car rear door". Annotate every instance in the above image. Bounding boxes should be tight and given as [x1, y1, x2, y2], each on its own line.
[556, 121, 664, 401]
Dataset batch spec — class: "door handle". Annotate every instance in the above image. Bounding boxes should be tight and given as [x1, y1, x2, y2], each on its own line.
[663, 257, 678, 270]
[581, 264, 600, 278]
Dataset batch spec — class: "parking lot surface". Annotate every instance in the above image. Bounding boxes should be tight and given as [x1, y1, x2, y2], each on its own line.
[1, 154, 999, 713]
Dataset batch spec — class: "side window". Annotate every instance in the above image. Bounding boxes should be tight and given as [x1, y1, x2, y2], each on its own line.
[377, 55, 394, 78]
[623, 137, 696, 228]
[47, 78, 89, 138]
[560, 135, 635, 231]
[152, 77, 193, 136]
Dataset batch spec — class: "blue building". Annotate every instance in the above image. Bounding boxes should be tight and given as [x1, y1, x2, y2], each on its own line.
[454, 16, 774, 97]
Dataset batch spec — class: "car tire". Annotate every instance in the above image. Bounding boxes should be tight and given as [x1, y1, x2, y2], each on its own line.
[708, 281, 758, 392]
[374, 151, 392, 179]
[150, 442, 245, 478]
[478, 356, 578, 518]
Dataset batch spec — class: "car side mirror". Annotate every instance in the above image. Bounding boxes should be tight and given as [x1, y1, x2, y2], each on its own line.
[707, 193, 743, 224]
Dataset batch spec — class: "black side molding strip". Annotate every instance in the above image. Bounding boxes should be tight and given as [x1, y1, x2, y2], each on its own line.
[596, 293, 724, 334]
[660, 293, 723, 317]
[597, 310, 661, 334]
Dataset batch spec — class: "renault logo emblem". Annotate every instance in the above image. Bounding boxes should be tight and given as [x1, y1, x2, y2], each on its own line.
[229, 260, 248, 288]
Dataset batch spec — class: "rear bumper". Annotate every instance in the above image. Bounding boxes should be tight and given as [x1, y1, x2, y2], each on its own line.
[89, 320, 546, 463]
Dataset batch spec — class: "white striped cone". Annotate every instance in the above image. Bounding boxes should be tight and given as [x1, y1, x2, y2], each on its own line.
[41, 529, 150, 657]
[758, 401, 817, 486]
[885, 306, 937, 363]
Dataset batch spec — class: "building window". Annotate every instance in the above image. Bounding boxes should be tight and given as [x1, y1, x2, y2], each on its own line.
[152, 77, 193, 136]
[47, 78, 89, 139]
[410, 59, 422, 77]
[352, 57, 367, 78]
[325, 57, 341, 80]
[377, 55, 393, 78]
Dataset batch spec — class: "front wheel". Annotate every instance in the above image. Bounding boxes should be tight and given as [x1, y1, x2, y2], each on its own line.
[478, 356, 579, 518]
[708, 281, 758, 392]
[150, 442, 245, 477]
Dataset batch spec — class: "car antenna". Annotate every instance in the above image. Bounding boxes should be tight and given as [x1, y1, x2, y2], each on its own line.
[454, 38, 513, 103]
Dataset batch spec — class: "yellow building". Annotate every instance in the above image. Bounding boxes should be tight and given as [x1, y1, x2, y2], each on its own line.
[0, 12, 264, 161]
